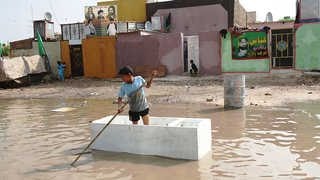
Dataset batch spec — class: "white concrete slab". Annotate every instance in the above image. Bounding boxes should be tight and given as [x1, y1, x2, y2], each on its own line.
[91, 116, 212, 160]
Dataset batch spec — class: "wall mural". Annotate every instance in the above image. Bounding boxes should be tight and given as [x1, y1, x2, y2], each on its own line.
[85, 6, 118, 21]
[231, 31, 268, 60]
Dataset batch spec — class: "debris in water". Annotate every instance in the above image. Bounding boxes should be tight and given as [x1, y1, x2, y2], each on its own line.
[206, 97, 213, 102]
[265, 93, 272, 96]
[51, 107, 76, 112]
[89, 92, 99, 96]
[308, 92, 313, 94]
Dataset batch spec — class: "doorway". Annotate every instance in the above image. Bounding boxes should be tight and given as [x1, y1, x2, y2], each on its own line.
[70, 45, 84, 76]
[183, 36, 200, 73]
[271, 29, 294, 69]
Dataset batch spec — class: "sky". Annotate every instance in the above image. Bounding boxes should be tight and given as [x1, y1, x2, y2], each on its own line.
[0, 0, 296, 43]
[240, 0, 296, 22]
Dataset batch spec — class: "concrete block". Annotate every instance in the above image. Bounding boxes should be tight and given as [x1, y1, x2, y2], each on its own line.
[91, 116, 212, 160]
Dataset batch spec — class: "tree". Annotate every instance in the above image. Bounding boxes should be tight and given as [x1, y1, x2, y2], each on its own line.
[1, 43, 10, 57]
[279, 16, 295, 22]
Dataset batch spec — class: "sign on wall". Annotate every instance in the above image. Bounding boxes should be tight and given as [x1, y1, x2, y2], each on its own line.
[117, 22, 128, 33]
[85, 6, 118, 21]
[61, 23, 85, 40]
[231, 31, 268, 60]
[151, 16, 162, 31]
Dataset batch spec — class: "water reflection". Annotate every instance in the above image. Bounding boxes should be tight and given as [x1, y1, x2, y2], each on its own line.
[0, 99, 319, 179]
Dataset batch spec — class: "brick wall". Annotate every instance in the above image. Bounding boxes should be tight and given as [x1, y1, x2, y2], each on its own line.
[234, 0, 247, 27]
[247, 11, 257, 24]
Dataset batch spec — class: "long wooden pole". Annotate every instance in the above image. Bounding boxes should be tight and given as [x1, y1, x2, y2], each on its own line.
[71, 72, 157, 166]
[70, 102, 127, 166]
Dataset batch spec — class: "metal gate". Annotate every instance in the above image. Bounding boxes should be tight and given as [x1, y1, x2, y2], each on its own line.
[70, 45, 84, 77]
[271, 29, 294, 68]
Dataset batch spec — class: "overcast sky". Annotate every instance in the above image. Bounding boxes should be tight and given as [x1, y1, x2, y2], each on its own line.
[0, 0, 296, 43]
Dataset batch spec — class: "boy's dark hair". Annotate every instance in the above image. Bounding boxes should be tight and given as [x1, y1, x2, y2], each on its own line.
[57, 61, 61, 65]
[190, 60, 194, 63]
[118, 66, 134, 75]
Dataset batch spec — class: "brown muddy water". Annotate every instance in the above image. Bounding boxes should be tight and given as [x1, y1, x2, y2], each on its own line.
[0, 99, 319, 180]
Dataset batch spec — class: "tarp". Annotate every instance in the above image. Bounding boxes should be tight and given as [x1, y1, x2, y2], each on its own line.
[0, 55, 47, 82]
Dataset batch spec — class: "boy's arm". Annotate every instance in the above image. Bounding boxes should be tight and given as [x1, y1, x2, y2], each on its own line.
[146, 71, 157, 88]
[117, 86, 125, 113]
[146, 79, 152, 88]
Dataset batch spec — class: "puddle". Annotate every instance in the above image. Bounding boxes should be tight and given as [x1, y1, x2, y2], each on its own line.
[0, 99, 319, 179]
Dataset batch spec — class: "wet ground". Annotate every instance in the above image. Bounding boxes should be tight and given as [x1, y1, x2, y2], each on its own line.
[0, 99, 319, 179]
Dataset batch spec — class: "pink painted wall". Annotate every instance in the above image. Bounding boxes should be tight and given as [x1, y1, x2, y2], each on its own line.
[153, 4, 228, 75]
[199, 31, 222, 75]
[154, 4, 228, 35]
[157, 33, 184, 74]
[116, 4, 228, 75]
[116, 32, 183, 75]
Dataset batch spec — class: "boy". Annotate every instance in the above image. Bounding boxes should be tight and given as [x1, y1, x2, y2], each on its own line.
[117, 66, 152, 125]
[57, 61, 66, 81]
[190, 60, 198, 75]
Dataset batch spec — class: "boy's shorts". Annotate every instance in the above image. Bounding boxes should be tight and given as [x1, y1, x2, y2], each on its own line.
[129, 108, 149, 122]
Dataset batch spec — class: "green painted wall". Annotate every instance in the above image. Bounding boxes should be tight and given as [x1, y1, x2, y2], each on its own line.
[296, 23, 320, 70]
[222, 33, 270, 73]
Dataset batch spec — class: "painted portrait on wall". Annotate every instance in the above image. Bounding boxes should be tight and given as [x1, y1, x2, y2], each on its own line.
[107, 5, 117, 20]
[232, 31, 269, 60]
[85, 6, 118, 22]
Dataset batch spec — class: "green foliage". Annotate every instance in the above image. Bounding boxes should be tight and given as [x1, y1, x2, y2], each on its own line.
[3, 45, 10, 56]
[279, 16, 295, 22]
[0, 43, 10, 57]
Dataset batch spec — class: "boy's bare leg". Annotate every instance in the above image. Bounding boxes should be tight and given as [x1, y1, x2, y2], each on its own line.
[142, 115, 150, 125]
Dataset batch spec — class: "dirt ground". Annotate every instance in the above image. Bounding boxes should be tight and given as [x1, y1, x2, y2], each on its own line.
[0, 72, 320, 107]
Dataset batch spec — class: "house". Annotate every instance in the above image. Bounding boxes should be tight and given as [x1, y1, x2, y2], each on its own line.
[294, 0, 320, 71]
[116, 0, 256, 76]
[249, 21, 295, 69]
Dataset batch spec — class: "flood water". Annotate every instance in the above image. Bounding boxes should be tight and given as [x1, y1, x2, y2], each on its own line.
[0, 99, 319, 179]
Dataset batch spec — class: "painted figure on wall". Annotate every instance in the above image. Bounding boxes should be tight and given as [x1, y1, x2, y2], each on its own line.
[85, 7, 95, 21]
[85, 6, 117, 21]
[84, 19, 96, 36]
[232, 31, 268, 60]
[107, 18, 117, 36]
[108, 6, 116, 20]
[97, 10, 105, 20]
[237, 37, 249, 58]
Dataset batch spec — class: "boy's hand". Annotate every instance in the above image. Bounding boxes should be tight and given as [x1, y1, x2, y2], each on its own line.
[146, 70, 158, 88]
[151, 70, 158, 77]
[118, 108, 124, 113]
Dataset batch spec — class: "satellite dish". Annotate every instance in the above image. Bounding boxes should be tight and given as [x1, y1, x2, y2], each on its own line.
[44, 12, 52, 22]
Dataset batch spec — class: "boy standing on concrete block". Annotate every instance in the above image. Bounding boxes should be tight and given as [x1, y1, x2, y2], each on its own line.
[117, 66, 154, 125]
